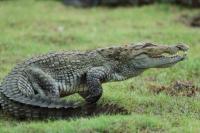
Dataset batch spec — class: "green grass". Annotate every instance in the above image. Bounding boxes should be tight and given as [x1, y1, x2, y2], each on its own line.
[0, 0, 200, 133]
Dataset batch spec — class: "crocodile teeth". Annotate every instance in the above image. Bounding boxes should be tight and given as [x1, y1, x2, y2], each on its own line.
[176, 51, 186, 56]
[162, 53, 172, 57]
[161, 51, 187, 58]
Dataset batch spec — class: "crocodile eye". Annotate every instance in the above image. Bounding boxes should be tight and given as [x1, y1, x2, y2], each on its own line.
[143, 43, 156, 48]
[134, 45, 144, 50]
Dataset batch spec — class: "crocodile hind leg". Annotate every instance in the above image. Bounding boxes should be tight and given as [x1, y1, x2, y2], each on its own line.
[26, 67, 60, 98]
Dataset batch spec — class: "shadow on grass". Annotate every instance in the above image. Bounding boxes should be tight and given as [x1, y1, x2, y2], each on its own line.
[85, 102, 129, 116]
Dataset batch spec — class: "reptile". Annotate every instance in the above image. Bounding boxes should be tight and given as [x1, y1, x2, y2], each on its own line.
[0, 42, 188, 119]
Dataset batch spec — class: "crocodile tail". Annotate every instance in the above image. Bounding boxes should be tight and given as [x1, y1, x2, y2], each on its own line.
[0, 71, 83, 119]
[0, 92, 83, 119]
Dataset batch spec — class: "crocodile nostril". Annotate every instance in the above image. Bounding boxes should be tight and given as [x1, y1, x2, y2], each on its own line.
[176, 44, 189, 51]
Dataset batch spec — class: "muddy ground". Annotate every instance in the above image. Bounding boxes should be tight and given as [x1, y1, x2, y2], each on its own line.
[148, 80, 200, 97]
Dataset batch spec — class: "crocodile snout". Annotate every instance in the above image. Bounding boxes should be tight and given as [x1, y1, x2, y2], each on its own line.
[168, 44, 189, 55]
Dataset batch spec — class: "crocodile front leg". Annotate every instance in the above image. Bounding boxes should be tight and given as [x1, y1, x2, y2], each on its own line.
[81, 67, 109, 104]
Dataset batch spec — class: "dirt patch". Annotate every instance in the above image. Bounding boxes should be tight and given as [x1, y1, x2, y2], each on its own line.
[83, 103, 129, 116]
[179, 14, 200, 28]
[138, 127, 165, 133]
[190, 14, 200, 27]
[148, 80, 199, 97]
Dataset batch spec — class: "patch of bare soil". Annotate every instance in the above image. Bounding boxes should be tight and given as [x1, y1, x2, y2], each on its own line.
[190, 14, 200, 27]
[179, 14, 200, 28]
[148, 80, 199, 97]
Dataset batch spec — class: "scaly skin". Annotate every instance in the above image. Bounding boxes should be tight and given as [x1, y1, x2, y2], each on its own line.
[0, 42, 188, 119]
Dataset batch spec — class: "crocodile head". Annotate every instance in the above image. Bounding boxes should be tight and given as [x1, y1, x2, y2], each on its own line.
[97, 42, 188, 80]
[130, 43, 189, 69]
[98, 42, 188, 69]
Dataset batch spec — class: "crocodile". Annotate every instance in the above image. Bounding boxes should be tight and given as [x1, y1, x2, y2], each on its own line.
[0, 42, 188, 119]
